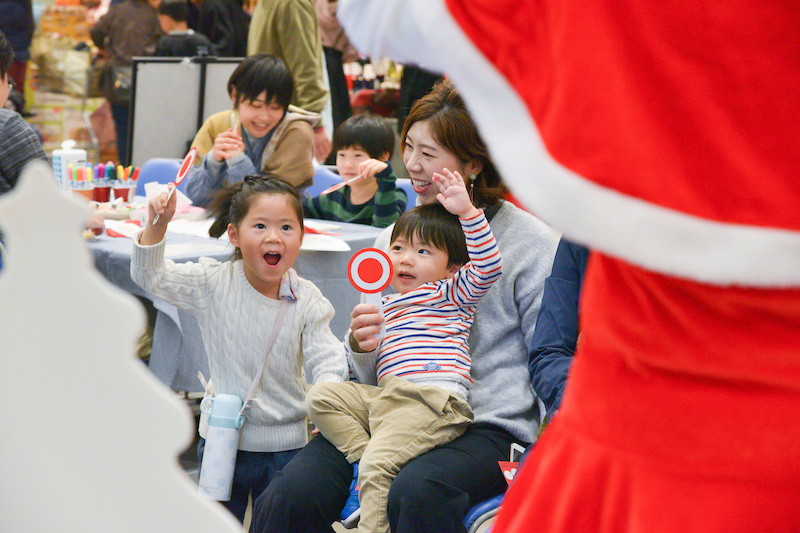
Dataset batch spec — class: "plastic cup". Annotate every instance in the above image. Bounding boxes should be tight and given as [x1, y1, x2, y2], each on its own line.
[93, 178, 112, 202]
[113, 180, 136, 202]
[72, 182, 95, 200]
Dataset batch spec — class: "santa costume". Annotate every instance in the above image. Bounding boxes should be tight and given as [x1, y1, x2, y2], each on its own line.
[338, 0, 800, 531]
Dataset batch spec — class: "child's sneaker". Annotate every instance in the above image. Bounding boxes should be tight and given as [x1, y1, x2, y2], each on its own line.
[340, 463, 360, 529]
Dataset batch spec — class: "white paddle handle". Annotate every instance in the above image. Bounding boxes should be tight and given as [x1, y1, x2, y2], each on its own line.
[364, 291, 386, 342]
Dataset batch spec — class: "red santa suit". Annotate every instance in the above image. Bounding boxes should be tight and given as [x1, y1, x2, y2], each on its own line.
[338, 1, 800, 531]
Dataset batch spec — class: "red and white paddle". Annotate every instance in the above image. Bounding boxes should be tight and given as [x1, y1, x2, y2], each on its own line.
[152, 146, 198, 224]
[348, 248, 393, 340]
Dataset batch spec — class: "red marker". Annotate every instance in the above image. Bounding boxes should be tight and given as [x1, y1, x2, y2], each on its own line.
[130, 167, 140, 181]
[320, 174, 365, 195]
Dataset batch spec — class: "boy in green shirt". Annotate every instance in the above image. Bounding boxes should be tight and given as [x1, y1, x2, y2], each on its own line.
[303, 114, 407, 228]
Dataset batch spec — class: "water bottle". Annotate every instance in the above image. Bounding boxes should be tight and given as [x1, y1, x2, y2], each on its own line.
[197, 394, 246, 501]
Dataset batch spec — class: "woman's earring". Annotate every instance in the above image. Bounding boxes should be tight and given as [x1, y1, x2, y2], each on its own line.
[469, 174, 477, 201]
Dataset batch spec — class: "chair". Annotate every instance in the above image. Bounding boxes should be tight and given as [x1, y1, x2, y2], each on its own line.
[395, 178, 417, 211]
[462, 442, 528, 532]
[463, 493, 503, 533]
[136, 158, 183, 197]
[306, 165, 342, 197]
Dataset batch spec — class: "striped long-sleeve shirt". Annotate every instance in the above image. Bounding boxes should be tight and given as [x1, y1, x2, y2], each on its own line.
[303, 166, 407, 228]
[348, 210, 501, 399]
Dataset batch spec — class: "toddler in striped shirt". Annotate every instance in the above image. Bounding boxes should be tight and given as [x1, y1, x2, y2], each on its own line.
[306, 167, 502, 533]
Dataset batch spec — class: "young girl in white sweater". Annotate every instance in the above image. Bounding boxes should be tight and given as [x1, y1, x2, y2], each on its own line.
[130, 176, 348, 522]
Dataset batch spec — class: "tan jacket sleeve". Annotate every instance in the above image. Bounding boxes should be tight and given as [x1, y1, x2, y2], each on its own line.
[262, 120, 315, 188]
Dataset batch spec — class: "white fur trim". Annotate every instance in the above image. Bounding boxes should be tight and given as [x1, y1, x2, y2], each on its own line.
[338, 0, 800, 287]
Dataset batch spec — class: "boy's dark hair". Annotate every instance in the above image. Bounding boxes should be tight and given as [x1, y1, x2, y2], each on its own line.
[227, 54, 293, 112]
[207, 175, 304, 260]
[391, 204, 468, 269]
[0, 30, 13, 80]
[332, 114, 396, 160]
[158, 0, 189, 22]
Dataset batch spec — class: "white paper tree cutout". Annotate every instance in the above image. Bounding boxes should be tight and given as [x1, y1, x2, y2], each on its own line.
[0, 161, 240, 532]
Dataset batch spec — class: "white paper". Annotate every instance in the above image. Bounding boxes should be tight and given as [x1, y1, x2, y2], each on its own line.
[301, 234, 351, 252]
[144, 182, 193, 207]
[304, 220, 342, 232]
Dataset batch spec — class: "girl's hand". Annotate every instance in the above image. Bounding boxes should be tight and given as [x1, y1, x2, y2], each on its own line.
[433, 168, 480, 218]
[358, 158, 389, 181]
[140, 184, 177, 245]
[349, 303, 384, 352]
[149, 183, 177, 224]
[211, 128, 245, 162]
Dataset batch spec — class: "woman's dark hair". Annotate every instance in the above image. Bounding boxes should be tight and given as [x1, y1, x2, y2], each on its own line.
[228, 54, 294, 112]
[207, 176, 303, 260]
[332, 113, 396, 160]
[400, 79, 507, 208]
[391, 204, 468, 269]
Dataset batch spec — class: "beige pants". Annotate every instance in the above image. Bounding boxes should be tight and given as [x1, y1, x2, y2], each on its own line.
[306, 377, 473, 533]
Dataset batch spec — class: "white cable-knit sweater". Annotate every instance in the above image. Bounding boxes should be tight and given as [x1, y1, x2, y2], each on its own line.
[131, 237, 348, 452]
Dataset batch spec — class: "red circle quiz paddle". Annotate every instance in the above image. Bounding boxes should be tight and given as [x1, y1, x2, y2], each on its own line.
[348, 248, 393, 340]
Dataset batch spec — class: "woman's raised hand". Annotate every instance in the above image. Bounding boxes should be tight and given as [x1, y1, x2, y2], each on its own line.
[433, 168, 480, 219]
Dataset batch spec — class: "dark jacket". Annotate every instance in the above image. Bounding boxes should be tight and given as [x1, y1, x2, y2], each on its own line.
[528, 238, 590, 415]
[198, 0, 250, 57]
[0, 0, 34, 61]
[155, 31, 213, 57]
[90, 0, 164, 67]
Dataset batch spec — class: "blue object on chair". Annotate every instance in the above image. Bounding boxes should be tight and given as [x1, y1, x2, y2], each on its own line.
[395, 178, 417, 211]
[136, 158, 183, 197]
[463, 493, 504, 533]
[306, 165, 342, 197]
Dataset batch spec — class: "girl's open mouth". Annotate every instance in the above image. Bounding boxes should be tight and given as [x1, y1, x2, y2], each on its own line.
[265, 252, 281, 266]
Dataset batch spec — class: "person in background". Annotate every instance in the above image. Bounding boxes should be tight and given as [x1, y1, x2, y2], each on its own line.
[303, 114, 406, 228]
[528, 238, 589, 418]
[154, 0, 212, 57]
[197, 0, 250, 57]
[0, 30, 104, 256]
[90, 0, 163, 166]
[0, 0, 33, 109]
[0, 29, 47, 199]
[131, 176, 348, 522]
[314, 0, 356, 160]
[396, 66, 442, 136]
[184, 53, 319, 207]
[249, 78, 558, 533]
[248, 0, 332, 163]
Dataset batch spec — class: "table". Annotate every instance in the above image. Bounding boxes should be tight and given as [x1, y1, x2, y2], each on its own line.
[87, 220, 382, 391]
